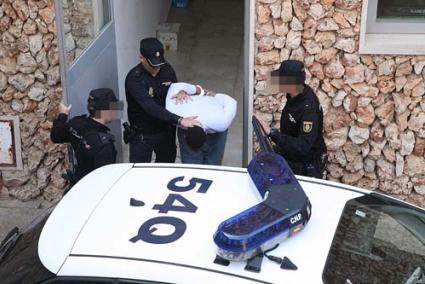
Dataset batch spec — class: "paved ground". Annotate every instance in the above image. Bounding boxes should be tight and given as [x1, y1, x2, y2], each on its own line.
[0, 198, 53, 241]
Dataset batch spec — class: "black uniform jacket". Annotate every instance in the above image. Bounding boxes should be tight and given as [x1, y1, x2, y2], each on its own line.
[125, 62, 179, 134]
[50, 113, 117, 181]
[270, 85, 327, 162]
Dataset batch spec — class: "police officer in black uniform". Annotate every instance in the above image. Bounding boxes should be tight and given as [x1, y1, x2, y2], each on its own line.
[50, 88, 119, 184]
[125, 37, 200, 163]
[256, 60, 327, 179]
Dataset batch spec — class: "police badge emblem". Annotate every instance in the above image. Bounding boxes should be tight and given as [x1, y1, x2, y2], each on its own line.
[148, 87, 154, 97]
[303, 121, 313, 133]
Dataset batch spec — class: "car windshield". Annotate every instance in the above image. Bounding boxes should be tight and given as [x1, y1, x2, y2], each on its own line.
[323, 194, 425, 284]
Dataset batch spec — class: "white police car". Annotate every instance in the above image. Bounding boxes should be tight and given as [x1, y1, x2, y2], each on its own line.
[1, 160, 424, 284]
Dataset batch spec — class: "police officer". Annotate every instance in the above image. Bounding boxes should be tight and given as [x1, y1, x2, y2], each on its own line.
[125, 37, 200, 163]
[50, 88, 119, 184]
[256, 60, 327, 179]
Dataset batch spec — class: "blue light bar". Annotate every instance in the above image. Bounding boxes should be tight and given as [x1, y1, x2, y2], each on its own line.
[213, 152, 312, 261]
[248, 152, 299, 198]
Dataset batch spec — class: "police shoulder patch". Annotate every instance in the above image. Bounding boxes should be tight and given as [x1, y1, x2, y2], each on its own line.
[303, 121, 313, 133]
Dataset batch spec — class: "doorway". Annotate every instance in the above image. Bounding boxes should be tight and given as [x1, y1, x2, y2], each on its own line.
[55, 0, 254, 166]
[166, 0, 246, 167]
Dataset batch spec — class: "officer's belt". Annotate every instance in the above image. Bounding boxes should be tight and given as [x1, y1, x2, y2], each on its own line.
[131, 124, 173, 136]
[131, 124, 144, 134]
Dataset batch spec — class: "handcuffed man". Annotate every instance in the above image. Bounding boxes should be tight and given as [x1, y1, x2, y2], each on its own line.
[166, 83, 237, 165]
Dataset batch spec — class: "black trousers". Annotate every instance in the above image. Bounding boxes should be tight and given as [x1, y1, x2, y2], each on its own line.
[129, 127, 177, 163]
[287, 155, 327, 179]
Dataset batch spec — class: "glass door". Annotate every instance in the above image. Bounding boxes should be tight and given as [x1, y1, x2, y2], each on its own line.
[55, 0, 122, 161]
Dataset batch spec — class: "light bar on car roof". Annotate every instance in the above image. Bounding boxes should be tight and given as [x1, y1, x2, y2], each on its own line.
[213, 152, 312, 261]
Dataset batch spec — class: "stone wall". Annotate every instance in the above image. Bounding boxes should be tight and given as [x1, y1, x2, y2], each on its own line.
[0, 0, 68, 201]
[254, 0, 425, 206]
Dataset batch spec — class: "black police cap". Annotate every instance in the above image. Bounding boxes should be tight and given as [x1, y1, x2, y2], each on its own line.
[272, 60, 306, 84]
[140, 37, 166, 67]
[88, 88, 118, 111]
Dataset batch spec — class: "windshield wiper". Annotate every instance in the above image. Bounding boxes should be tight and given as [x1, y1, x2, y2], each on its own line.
[405, 267, 425, 284]
[0, 227, 20, 262]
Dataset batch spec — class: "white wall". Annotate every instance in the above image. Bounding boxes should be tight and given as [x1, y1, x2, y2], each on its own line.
[113, 0, 172, 161]
[113, 0, 172, 105]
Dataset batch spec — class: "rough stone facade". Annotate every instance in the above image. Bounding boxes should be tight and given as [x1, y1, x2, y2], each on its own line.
[254, 0, 425, 206]
[0, 0, 68, 201]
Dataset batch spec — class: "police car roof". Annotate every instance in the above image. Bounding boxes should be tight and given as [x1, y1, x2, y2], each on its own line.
[39, 163, 370, 284]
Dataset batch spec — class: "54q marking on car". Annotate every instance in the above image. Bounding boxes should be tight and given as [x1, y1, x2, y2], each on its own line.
[130, 176, 213, 245]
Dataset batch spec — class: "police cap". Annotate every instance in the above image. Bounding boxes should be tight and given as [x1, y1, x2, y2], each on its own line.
[272, 60, 306, 84]
[88, 88, 121, 111]
[140, 37, 166, 68]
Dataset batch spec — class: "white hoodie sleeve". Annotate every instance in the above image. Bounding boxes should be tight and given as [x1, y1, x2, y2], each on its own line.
[165, 83, 197, 112]
[206, 93, 237, 132]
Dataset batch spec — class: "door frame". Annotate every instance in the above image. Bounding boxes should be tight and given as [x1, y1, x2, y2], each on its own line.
[54, 0, 69, 104]
[243, 0, 255, 166]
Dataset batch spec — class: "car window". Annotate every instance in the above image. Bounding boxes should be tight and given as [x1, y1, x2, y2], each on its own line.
[323, 194, 425, 284]
[374, 212, 425, 257]
[0, 206, 55, 283]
